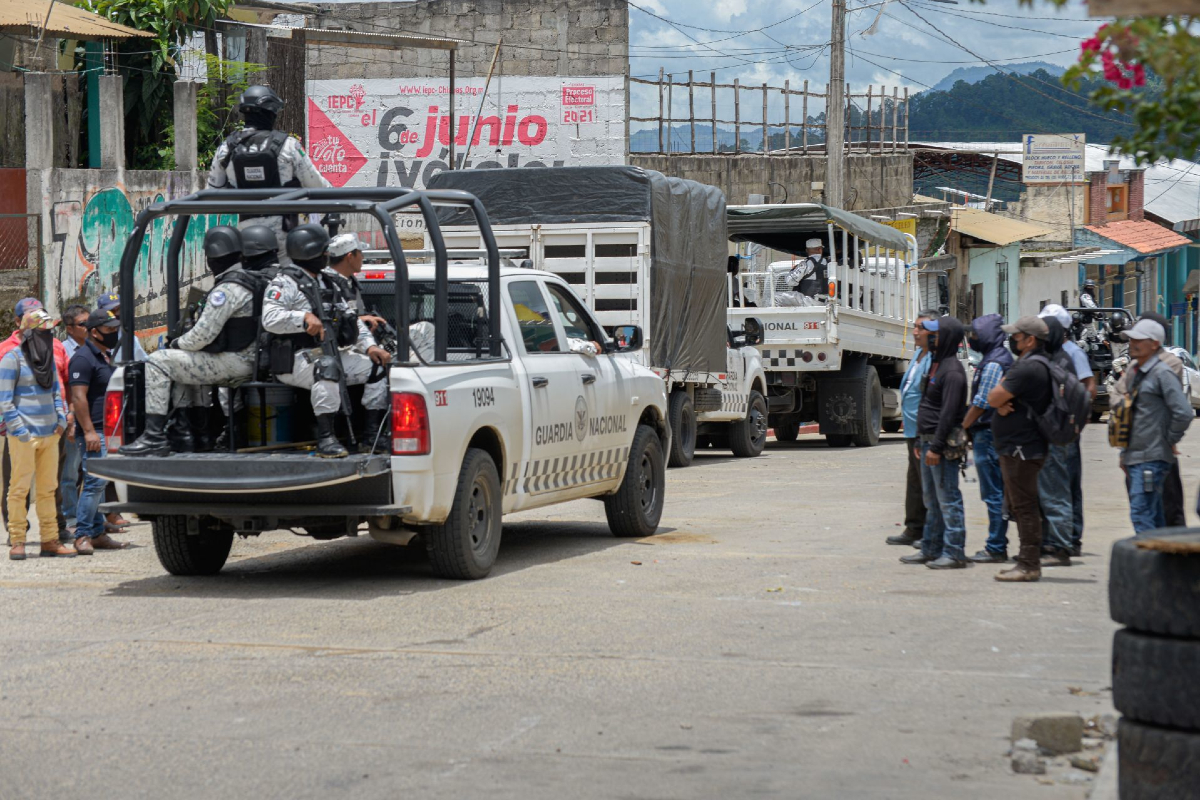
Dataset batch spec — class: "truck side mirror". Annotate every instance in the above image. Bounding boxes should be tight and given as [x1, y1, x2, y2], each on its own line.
[608, 325, 643, 353]
[742, 317, 764, 346]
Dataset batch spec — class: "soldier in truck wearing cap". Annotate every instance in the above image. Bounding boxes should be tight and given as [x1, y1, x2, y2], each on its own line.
[786, 238, 830, 298]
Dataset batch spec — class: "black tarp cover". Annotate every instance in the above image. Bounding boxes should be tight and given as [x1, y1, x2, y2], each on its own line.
[727, 203, 911, 256]
[429, 167, 727, 374]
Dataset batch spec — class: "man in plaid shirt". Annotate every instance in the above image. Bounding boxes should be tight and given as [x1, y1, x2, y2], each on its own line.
[961, 314, 1013, 563]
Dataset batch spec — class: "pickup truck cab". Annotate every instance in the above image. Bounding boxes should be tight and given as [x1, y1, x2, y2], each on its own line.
[91, 188, 670, 580]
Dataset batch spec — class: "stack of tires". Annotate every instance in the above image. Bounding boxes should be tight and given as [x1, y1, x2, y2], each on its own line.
[1109, 531, 1200, 799]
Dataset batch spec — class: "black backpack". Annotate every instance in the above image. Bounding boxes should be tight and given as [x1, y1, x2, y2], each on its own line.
[1025, 354, 1091, 446]
[220, 129, 289, 188]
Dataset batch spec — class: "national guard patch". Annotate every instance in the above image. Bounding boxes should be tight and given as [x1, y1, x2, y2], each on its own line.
[209, 289, 227, 307]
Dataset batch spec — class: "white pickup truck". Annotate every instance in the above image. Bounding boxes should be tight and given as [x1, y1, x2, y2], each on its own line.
[726, 203, 920, 446]
[90, 187, 670, 580]
[427, 167, 769, 466]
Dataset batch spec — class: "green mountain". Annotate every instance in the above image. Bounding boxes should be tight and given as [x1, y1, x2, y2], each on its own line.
[930, 62, 1064, 93]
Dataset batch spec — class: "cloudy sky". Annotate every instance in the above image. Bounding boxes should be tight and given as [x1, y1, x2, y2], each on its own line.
[627, 0, 1105, 90]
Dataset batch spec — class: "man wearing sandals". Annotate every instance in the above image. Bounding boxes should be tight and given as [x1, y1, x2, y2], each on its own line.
[1, 309, 74, 559]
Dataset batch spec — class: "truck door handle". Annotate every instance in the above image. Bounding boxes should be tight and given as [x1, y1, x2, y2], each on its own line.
[531, 376, 549, 388]
[581, 373, 596, 385]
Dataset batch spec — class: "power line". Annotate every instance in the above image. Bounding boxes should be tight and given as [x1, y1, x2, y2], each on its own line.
[627, 0, 825, 36]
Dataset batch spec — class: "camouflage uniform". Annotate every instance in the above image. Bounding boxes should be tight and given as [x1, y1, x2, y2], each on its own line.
[206, 135, 330, 255]
[261, 270, 388, 415]
[143, 270, 257, 415]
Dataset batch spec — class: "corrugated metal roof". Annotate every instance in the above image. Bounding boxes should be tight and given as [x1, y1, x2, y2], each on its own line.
[0, 0, 152, 39]
[915, 141, 1200, 229]
[951, 207, 1054, 246]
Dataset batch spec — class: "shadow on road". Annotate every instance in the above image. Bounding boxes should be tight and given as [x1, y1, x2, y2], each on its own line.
[767, 435, 909, 451]
[106, 518, 630, 600]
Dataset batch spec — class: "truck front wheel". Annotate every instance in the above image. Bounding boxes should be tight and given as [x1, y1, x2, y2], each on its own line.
[152, 515, 233, 576]
[851, 366, 883, 448]
[605, 424, 666, 537]
[729, 390, 768, 458]
[426, 448, 502, 580]
[667, 391, 696, 468]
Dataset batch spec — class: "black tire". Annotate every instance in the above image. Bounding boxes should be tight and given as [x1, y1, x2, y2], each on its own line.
[1110, 532, 1200, 638]
[425, 448, 502, 580]
[882, 420, 902, 434]
[826, 434, 853, 447]
[773, 419, 800, 442]
[1118, 718, 1200, 800]
[667, 391, 696, 468]
[152, 515, 233, 576]
[851, 366, 883, 447]
[605, 424, 666, 537]
[1113, 629, 1200, 730]
[729, 390, 768, 458]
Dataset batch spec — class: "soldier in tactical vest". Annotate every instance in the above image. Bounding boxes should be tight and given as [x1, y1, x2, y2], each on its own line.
[207, 85, 330, 253]
[262, 225, 391, 458]
[120, 227, 265, 457]
[786, 238, 830, 298]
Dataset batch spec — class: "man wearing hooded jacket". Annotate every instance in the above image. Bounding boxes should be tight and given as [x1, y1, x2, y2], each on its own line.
[961, 314, 1012, 563]
[900, 316, 969, 569]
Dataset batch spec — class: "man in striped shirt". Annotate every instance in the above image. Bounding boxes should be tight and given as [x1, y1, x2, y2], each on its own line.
[1, 309, 73, 560]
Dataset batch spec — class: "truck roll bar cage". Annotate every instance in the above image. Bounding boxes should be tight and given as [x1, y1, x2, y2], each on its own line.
[115, 186, 503, 365]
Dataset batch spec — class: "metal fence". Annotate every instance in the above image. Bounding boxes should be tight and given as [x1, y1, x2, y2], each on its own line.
[0, 214, 42, 273]
[630, 70, 910, 156]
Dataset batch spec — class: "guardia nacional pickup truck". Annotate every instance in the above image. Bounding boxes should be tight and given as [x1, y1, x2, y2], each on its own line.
[90, 187, 670, 580]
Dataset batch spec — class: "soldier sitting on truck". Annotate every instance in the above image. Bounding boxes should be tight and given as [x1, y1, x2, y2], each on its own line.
[786, 238, 830, 298]
[262, 224, 392, 458]
[120, 227, 266, 457]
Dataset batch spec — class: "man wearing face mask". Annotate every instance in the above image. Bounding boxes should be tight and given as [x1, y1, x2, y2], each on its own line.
[885, 310, 937, 548]
[121, 226, 264, 457]
[68, 309, 128, 553]
[960, 314, 1012, 564]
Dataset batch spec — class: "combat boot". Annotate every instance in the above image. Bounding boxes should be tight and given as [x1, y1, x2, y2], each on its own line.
[315, 413, 349, 458]
[167, 410, 196, 453]
[119, 414, 171, 457]
[360, 408, 389, 454]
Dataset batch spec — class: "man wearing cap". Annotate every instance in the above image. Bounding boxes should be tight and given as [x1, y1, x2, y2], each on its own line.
[96, 293, 149, 362]
[326, 233, 386, 329]
[68, 309, 129, 553]
[1, 308, 74, 559]
[1034, 304, 1097, 564]
[786, 239, 830, 298]
[0, 298, 72, 544]
[988, 316, 1053, 582]
[1113, 318, 1193, 533]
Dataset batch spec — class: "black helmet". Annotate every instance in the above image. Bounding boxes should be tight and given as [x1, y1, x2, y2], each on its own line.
[203, 226, 242, 259]
[238, 85, 285, 117]
[240, 225, 278, 258]
[286, 223, 330, 262]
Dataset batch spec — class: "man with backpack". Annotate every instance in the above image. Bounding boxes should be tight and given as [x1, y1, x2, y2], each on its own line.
[1110, 319, 1193, 533]
[961, 314, 1012, 564]
[1034, 314, 1085, 566]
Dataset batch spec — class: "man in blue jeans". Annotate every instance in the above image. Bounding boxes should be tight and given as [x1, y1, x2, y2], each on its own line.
[900, 316, 969, 569]
[68, 309, 127, 554]
[961, 314, 1012, 563]
[1116, 319, 1193, 533]
[886, 310, 936, 547]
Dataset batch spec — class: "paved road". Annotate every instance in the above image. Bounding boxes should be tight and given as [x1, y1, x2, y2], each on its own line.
[3, 425, 1188, 799]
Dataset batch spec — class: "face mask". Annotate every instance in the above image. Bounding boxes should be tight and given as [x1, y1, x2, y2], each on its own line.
[99, 329, 120, 349]
[31, 329, 53, 347]
[1008, 334, 1022, 353]
[967, 336, 982, 353]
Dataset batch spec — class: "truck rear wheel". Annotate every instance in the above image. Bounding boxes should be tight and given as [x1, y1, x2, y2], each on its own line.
[667, 391, 696, 468]
[729, 390, 768, 458]
[152, 515, 233, 576]
[605, 424, 665, 537]
[426, 448, 502, 580]
[851, 366, 883, 447]
[773, 419, 800, 442]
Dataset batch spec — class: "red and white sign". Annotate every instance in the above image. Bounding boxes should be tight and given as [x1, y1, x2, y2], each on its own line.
[305, 76, 626, 190]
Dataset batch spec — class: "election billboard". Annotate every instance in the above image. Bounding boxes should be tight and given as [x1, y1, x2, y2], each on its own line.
[304, 76, 628, 190]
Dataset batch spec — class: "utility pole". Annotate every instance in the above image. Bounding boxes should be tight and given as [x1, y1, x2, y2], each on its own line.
[826, 0, 846, 208]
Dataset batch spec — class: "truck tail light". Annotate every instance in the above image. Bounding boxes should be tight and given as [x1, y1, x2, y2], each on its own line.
[391, 392, 430, 455]
[103, 390, 124, 447]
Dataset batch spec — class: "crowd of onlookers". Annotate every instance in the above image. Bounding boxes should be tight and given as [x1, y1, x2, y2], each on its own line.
[4, 296, 136, 560]
[889, 304, 1193, 582]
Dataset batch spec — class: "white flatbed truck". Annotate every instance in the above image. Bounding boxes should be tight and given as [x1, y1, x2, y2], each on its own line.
[726, 203, 920, 446]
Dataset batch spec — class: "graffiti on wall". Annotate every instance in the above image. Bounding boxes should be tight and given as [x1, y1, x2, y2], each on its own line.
[46, 178, 234, 348]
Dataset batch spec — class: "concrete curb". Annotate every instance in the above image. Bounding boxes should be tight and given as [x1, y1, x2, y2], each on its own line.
[1089, 742, 1118, 800]
[768, 424, 820, 438]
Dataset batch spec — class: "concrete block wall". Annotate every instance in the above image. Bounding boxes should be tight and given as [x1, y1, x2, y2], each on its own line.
[629, 153, 914, 211]
[307, 0, 629, 80]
